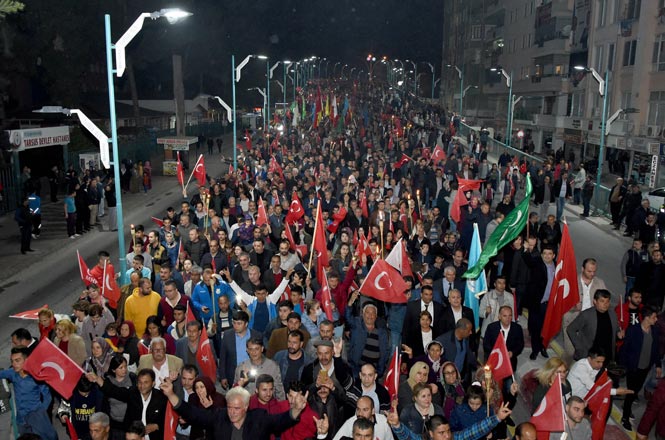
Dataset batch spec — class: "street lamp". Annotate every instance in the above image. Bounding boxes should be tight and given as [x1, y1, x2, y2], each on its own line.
[406, 59, 417, 94]
[447, 64, 464, 115]
[350, 67, 356, 79]
[248, 87, 267, 130]
[333, 62, 341, 77]
[232, 54, 266, 170]
[491, 67, 513, 147]
[575, 65, 609, 213]
[341, 64, 349, 78]
[198, 95, 233, 123]
[282, 61, 292, 112]
[426, 63, 435, 100]
[98, 8, 190, 283]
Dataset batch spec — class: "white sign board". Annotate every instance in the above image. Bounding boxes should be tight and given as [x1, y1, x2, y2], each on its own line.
[7, 126, 71, 151]
[649, 154, 659, 188]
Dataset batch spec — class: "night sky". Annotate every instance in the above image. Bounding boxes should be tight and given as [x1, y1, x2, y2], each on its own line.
[2, 0, 443, 113]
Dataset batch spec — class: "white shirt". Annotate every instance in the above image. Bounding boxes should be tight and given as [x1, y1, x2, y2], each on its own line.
[333, 414, 394, 440]
[580, 277, 593, 310]
[421, 300, 435, 322]
[568, 358, 618, 398]
[422, 330, 433, 352]
[141, 391, 153, 440]
[152, 361, 170, 389]
[452, 306, 463, 324]
[176, 390, 193, 436]
[500, 324, 511, 342]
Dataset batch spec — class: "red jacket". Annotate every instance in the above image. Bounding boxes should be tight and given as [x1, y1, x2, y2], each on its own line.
[316, 264, 356, 318]
[281, 404, 318, 440]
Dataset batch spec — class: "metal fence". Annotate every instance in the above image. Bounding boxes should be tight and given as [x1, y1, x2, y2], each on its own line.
[0, 164, 17, 216]
[457, 120, 614, 218]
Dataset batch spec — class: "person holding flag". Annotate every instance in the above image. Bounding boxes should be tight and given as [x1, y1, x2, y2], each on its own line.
[483, 306, 524, 381]
[0, 347, 58, 440]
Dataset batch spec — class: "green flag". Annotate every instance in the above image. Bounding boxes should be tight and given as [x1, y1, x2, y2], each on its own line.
[464, 174, 533, 279]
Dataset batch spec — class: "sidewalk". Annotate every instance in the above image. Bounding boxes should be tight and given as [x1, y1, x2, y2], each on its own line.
[0, 134, 234, 285]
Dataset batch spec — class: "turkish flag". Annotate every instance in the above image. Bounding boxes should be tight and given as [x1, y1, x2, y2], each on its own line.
[77, 250, 98, 286]
[450, 178, 483, 223]
[192, 154, 207, 186]
[186, 301, 197, 323]
[101, 261, 121, 309]
[355, 231, 372, 262]
[312, 204, 329, 282]
[285, 191, 305, 224]
[327, 207, 348, 234]
[23, 338, 84, 399]
[486, 331, 513, 381]
[176, 151, 185, 188]
[164, 401, 179, 440]
[422, 147, 431, 160]
[359, 260, 410, 303]
[393, 153, 411, 169]
[584, 371, 612, 440]
[138, 339, 150, 357]
[431, 145, 446, 163]
[541, 223, 579, 348]
[65, 417, 79, 440]
[385, 238, 414, 278]
[150, 216, 164, 228]
[10, 305, 48, 320]
[197, 326, 217, 383]
[319, 270, 334, 321]
[269, 155, 284, 180]
[530, 373, 565, 435]
[245, 130, 252, 151]
[256, 197, 268, 227]
[383, 347, 401, 401]
[359, 191, 369, 218]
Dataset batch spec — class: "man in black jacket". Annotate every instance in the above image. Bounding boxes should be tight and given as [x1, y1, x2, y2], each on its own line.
[522, 244, 556, 360]
[161, 380, 308, 440]
[87, 369, 167, 440]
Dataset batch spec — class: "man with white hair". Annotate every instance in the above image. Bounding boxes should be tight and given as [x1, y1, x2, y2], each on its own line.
[88, 412, 111, 440]
[160, 383, 310, 440]
[347, 303, 390, 376]
[137, 337, 183, 388]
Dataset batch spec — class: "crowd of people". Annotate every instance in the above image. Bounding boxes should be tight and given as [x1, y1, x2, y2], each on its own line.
[5, 78, 665, 440]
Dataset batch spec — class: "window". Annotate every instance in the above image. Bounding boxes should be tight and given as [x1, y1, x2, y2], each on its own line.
[653, 34, 665, 72]
[571, 92, 585, 117]
[555, 65, 564, 75]
[624, 0, 641, 20]
[528, 33, 532, 47]
[471, 25, 483, 40]
[608, 43, 615, 71]
[597, 0, 607, 27]
[623, 40, 637, 66]
[621, 91, 633, 112]
[595, 45, 605, 72]
[648, 91, 665, 125]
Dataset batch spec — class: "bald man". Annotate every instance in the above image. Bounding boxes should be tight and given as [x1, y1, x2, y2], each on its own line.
[514, 422, 537, 440]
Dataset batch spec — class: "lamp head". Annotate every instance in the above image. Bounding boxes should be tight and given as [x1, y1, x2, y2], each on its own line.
[255, 55, 268, 60]
[155, 8, 193, 24]
[573, 65, 587, 71]
[33, 106, 70, 115]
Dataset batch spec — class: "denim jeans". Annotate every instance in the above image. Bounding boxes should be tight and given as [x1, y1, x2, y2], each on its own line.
[556, 197, 566, 221]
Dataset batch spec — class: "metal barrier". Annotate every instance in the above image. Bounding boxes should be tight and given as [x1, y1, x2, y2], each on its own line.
[0, 164, 17, 215]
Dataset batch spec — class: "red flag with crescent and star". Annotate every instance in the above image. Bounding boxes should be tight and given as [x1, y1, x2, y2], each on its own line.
[486, 331, 513, 381]
[450, 178, 483, 223]
[431, 145, 446, 164]
[197, 326, 217, 383]
[312, 203, 329, 282]
[359, 191, 369, 218]
[256, 197, 268, 227]
[245, 130, 252, 151]
[285, 191, 305, 224]
[164, 401, 179, 440]
[77, 250, 98, 286]
[100, 261, 121, 309]
[326, 206, 348, 234]
[269, 155, 284, 180]
[23, 338, 84, 399]
[192, 154, 207, 186]
[385, 238, 414, 278]
[176, 151, 185, 188]
[530, 373, 565, 437]
[10, 305, 48, 320]
[358, 259, 410, 303]
[584, 371, 612, 440]
[541, 223, 579, 348]
[383, 347, 401, 401]
[319, 270, 334, 321]
[150, 216, 164, 228]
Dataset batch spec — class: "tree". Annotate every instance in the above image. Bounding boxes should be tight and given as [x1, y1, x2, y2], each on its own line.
[0, 0, 24, 19]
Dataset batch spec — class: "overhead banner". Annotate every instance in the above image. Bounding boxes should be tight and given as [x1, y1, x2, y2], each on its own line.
[7, 126, 71, 151]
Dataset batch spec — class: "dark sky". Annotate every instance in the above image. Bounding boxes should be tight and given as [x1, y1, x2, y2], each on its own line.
[4, 0, 444, 111]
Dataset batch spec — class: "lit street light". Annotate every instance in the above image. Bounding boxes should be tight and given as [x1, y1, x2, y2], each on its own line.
[232, 54, 266, 170]
[491, 67, 513, 147]
[95, 8, 191, 283]
[575, 65, 609, 214]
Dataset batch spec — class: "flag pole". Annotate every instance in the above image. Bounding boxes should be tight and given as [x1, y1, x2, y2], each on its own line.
[101, 259, 107, 303]
[184, 154, 203, 193]
[308, 203, 320, 275]
[177, 152, 186, 198]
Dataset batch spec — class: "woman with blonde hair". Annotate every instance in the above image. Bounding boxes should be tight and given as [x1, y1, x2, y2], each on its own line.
[53, 319, 87, 365]
[398, 361, 442, 413]
[37, 307, 57, 341]
[532, 357, 572, 412]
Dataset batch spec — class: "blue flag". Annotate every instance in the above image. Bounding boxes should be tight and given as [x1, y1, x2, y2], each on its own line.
[465, 223, 487, 330]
